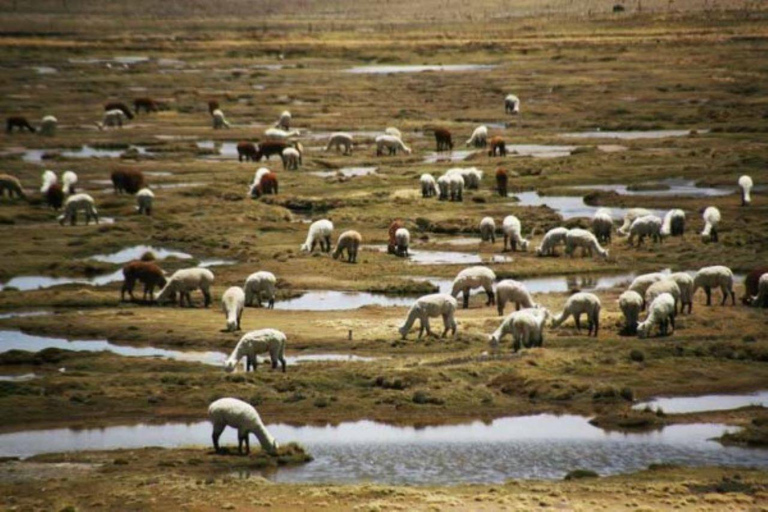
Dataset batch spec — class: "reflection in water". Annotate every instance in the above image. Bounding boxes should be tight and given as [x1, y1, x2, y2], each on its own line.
[0, 415, 762, 484]
[633, 391, 768, 414]
[90, 245, 193, 264]
[511, 191, 666, 220]
[0, 270, 124, 292]
[572, 178, 733, 198]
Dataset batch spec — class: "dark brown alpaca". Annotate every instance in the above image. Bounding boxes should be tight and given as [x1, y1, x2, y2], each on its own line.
[208, 100, 220, 115]
[133, 97, 159, 114]
[111, 169, 145, 194]
[434, 127, 453, 152]
[251, 172, 278, 198]
[742, 266, 768, 305]
[121, 261, 167, 302]
[387, 220, 404, 255]
[237, 141, 258, 162]
[495, 168, 509, 197]
[45, 183, 64, 210]
[255, 141, 289, 161]
[104, 102, 134, 120]
[6, 116, 36, 133]
[488, 136, 507, 157]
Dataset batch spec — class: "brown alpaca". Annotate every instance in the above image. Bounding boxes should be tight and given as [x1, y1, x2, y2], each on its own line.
[6, 116, 36, 133]
[255, 141, 289, 161]
[742, 266, 768, 305]
[0, 174, 26, 199]
[488, 136, 507, 157]
[121, 261, 167, 302]
[208, 100, 220, 115]
[495, 168, 508, 197]
[434, 127, 453, 152]
[387, 220, 404, 255]
[237, 141, 258, 162]
[45, 183, 64, 209]
[111, 169, 145, 194]
[104, 102, 134, 120]
[251, 172, 278, 198]
[134, 97, 159, 114]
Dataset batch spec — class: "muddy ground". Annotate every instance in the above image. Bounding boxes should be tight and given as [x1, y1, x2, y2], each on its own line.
[0, 2, 767, 508]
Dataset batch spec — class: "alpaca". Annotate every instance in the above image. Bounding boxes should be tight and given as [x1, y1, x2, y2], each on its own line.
[209, 397, 279, 455]
[398, 293, 458, 339]
[6, 116, 36, 133]
[505, 94, 520, 115]
[225, 329, 287, 373]
[111, 169, 145, 194]
[134, 97, 159, 114]
[488, 136, 507, 157]
[465, 125, 488, 148]
[39, 115, 57, 136]
[0, 174, 26, 199]
[121, 261, 167, 302]
[301, 219, 334, 253]
[434, 127, 453, 151]
[212, 109, 231, 129]
[237, 141, 259, 162]
[495, 168, 508, 197]
[332, 230, 362, 263]
[326, 132, 354, 155]
[104, 102, 134, 119]
[156, 268, 215, 308]
[58, 193, 99, 226]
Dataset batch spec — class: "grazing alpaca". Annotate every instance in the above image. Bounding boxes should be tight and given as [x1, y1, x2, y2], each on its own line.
[99, 109, 125, 130]
[738, 175, 753, 206]
[325, 132, 354, 155]
[465, 125, 488, 148]
[208, 397, 279, 455]
[207, 100, 220, 115]
[58, 193, 99, 226]
[104, 102, 134, 119]
[133, 97, 159, 114]
[156, 268, 215, 308]
[212, 109, 231, 129]
[250, 171, 278, 198]
[742, 266, 768, 305]
[237, 141, 258, 162]
[111, 169, 145, 194]
[387, 220, 405, 255]
[434, 127, 453, 151]
[495, 168, 509, 197]
[275, 110, 291, 130]
[398, 293, 458, 340]
[6, 116, 36, 133]
[135, 188, 154, 215]
[505, 94, 520, 115]
[281, 147, 301, 170]
[488, 136, 507, 157]
[255, 141, 290, 161]
[0, 174, 26, 199]
[301, 219, 334, 253]
[224, 329, 287, 374]
[420, 174, 437, 198]
[121, 261, 167, 302]
[45, 184, 64, 210]
[375, 135, 411, 156]
[332, 230, 362, 263]
[39, 115, 57, 136]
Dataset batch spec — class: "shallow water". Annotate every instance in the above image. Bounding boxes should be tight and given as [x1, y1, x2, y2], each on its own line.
[423, 150, 476, 163]
[633, 391, 768, 414]
[196, 141, 239, 158]
[0, 331, 373, 368]
[365, 245, 485, 265]
[274, 290, 414, 310]
[21, 145, 149, 163]
[0, 415, 762, 484]
[197, 259, 237, 268]
[0, 373, 38, 382]
[152, 182, 207, 189]
[561, 129, 704, 140]
[512, 191, 667, 220]
[311, 166, 378, 178]
[572, 178, 733, 197]
[32, 66, 57, 74]
[508, 144, 576, 158]
[0, 311, 51, 320]
[344, 64, 497, 74]
[0, 270, 124, 292]
[90, 245, 193, 264]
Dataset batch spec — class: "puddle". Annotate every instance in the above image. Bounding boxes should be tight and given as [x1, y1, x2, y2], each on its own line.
[31, 66, 57, 74]
[512, 191, 666, 220]
[0, 331, 373, 368]
[0, 415, 763, 484]
[365, 245, 485, 265]
[310, 167, 378, 178]
[143, 171, 172, 177]
[633, 391, 768, 414]
[438, 238, 481, 246]
[0, 373, 38, 382]
[344, 64, 497, 74]
[561, 129, 705, 140]
[21, 145, 149, 163]
[152, 182, 207, 189]
[197, 259, 237, 268]
[303, 131, 382, 140]
[155, 135, 198, 141]
[572, 178, 733, 198]
[0, 270, 124, 292]
[114, 56, 149, 65]
[508, 144, 576, 159]
[196, 141, 239, 159]
[90, 245, 193, 264]
[423, 150, 475, 163]
[0, 311, 51, 320]
[274, 291, 414, 311]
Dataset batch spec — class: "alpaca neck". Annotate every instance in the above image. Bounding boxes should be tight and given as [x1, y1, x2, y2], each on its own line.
[250, 421, 276, 452]
[401, 305, 420, 332]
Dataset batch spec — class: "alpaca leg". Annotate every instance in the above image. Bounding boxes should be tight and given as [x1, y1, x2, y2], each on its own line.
[574, 314, 581, 332]
[593, 314, 599, 337]
[486, 288, 495, 306]
[441, 314, 451, 337]
[463, 290, 469, 309]
[705, 286, 712, 306]
[423, 317, 433, 337]
[730, 289, 735, 306]
[212, 423, 225, 452]
[203, 288, 211, 308]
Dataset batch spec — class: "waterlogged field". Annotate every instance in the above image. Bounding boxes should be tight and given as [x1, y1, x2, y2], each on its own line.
[0, 1, 767, 509]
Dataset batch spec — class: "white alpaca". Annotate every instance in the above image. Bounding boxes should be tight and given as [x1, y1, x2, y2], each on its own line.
[58, 193, 99, 226]
[628, 272, 665, 308]
[437, 175, 450, 200]
[332, 230, 362, 263]
[212, 109, 230, 129]
[39, 115, 57, 136]
[565, 228, 608, 259]
[301, 219, 333, 253]
[281, 147, 301, 170]
[99, 109, 125, 130]
[40, 170, 57, 193]
[265, 127, 301, 140]
[221, 286, 245, 332]
[156, 267, 215, 307]
[496, 279, 536, 316]
[701, 206, 721, 242]
[465, 125, 488, 147]
[536, 227, 569, 257]
[225, 328, 287, 373]
[551, 292, 601, 337]
[618, 208, 652, 235]
[447, 173, 464, 202]
[504, 94, 520, 115]
[209, 397, 279, 455]
[490, 308, 550, 352]
[398, 293, 458, 339]
[375, 134, 411, 156]
[326, 132, 353, 155]
[739, 175, 753, 206]
[479, 217, 496, 243]
[628, 215, 663, 246]
[446, 167, 483, 189]
[693, 265, 735, 306]
[591, 208, 613, 244]
[394, 228, 410, 257]
[420, 173, 437, 198]
[274, 110, 291, 129]
[668, 272, 694, 314]
[751, 273, 768, 307]
[645, 279, 681, 313]
[135, 187, 154, 215]
[661, 209, 685, 237]
[61, 170, 77, 195]
[637, 293, 676, 338]
[248, 168, 273, 196]
[385, 127, 402, 139]
[244, 271, 277, 308]
[618, 290, 643, 334]
[502, 215, 529, 252]
[451, 266, 496, 309]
